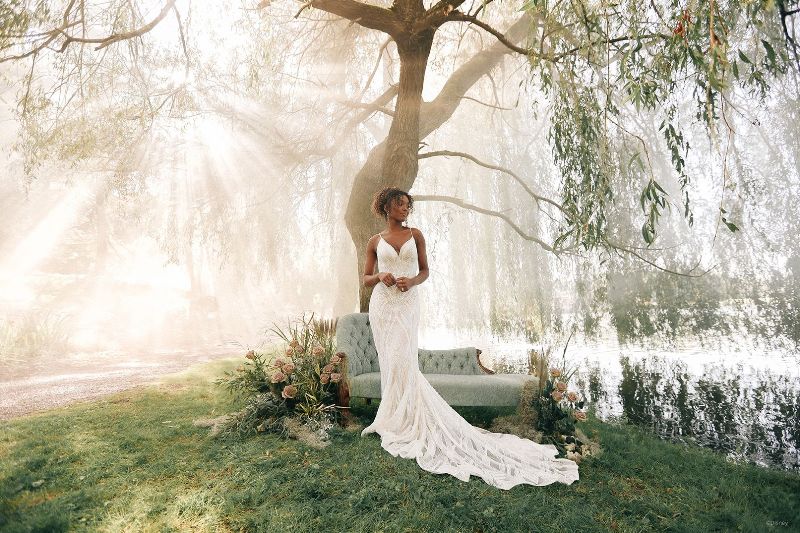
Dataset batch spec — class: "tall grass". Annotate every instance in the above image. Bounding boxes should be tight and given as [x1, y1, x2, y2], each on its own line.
[0, 311, 71, 363]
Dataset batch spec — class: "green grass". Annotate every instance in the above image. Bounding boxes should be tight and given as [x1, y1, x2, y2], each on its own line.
[1, 358, 797, 533]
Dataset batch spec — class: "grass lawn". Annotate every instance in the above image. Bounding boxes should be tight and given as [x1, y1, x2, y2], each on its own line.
[1, 357, 797, 533]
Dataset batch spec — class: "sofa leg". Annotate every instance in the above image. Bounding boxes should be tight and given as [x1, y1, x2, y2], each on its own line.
[337, 379, 353, 428]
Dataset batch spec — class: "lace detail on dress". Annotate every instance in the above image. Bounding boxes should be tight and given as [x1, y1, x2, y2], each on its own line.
[360, 233, 580, 490]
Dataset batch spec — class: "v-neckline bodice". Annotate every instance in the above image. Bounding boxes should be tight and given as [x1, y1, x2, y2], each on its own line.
[380, 231, 414, 256]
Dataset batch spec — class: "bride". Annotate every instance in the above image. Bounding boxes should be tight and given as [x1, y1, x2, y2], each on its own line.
[359, 186, 580, 490]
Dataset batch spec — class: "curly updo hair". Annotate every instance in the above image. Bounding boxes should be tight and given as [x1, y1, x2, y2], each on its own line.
[371, 187, 414, 221]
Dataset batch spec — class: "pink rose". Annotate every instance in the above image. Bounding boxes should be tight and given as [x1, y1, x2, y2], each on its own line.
[320, 373, 330, 384]
[556, 381, 567, 392]
[285, 347, 294, 356]
[329, 354, 342, 365]
[312, 345, 325, 356]
[330, 373, 342, 383]
[282, 363, 295, 374]
[289, 339, 300, 348]
[322, 364, 334, 374]
[270, 371, 286, 383]
[282, 385, 298, 399]
[245, 350, 255, 360]
[549, 368, 562, 378]
[551, 390, 563, 402]
[567, 392, 579, 402]
[574, 410, 587, 422]
[294, 345, 305, 354]
[274, 358, 285, 368]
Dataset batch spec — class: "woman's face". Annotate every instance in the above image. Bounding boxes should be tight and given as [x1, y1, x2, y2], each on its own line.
[387, 195, 410, 222]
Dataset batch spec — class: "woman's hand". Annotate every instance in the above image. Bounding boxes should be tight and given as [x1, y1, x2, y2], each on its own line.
[377, 272, 396, 287]
[395, 277, 414, 292]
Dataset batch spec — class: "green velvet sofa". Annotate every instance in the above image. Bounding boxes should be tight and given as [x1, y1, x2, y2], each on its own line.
[335, 312, 537, 410]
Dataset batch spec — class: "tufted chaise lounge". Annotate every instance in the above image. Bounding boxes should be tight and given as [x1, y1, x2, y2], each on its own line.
[335, 313, 538, 412]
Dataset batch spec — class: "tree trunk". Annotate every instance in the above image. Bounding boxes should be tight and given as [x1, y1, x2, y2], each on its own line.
[345, 32, 434, 312]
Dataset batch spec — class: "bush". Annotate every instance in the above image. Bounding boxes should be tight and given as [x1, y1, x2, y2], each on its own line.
[215, 313, 346, 440]
[520, 338, 597, 464]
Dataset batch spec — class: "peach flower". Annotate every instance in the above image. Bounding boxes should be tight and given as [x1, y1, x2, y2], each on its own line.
[556, 381, 567, 392]
[567, 392, 579, 402]
[282, 385, 298, 399]
[574, 410, 587, 422]
[282, 363, 295, 374]
[329, 354, 342, 365]
[322, 364, 334, 374]
[285, 347, 294, 356]
[549, 368, 562, 378]
[289, 339, 300, 348]
[245, 350, 255, 360]
[330, 373, 342, 383]
[551, 390, 563, 402]
[273, 358, 285, 368]
[270, 371, 286, 383]
[312, 345, 325, 356]
[320, 373, 330, 384]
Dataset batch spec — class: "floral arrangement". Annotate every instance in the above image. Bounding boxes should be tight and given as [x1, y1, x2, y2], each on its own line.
[523, 340, 598, 464]
[215, 313, 346, 442]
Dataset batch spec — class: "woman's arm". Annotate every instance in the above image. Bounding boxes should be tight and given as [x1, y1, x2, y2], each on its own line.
[363, 235, 395, 288]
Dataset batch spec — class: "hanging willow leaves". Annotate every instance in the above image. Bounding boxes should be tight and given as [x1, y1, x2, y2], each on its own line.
[526, 0, 794, 249]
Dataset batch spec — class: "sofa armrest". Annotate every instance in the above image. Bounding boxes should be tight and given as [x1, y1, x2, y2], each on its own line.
[475, 349, 495, 375]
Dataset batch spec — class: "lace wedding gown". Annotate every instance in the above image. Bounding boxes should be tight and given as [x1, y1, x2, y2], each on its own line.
[360, 232, 580, 490]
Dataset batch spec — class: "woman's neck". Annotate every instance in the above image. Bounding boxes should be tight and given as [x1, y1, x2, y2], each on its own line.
[386, 220, 407, 232]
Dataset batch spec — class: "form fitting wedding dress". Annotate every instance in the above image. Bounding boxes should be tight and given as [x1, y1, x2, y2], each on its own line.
[360, 231, 580, 490]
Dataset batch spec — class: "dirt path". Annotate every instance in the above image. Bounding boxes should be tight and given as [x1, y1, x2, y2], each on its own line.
[0, 349, 236, 420]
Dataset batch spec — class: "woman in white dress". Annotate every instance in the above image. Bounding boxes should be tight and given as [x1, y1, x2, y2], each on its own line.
[359, 186, 580, 490]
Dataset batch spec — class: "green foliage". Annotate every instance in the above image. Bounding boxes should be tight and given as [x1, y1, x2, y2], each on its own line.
[0, 311, 71, 362]
[526, 0, 795, 248]
[523, 343, 593, 459]
[215, 313, 345, 438]
[0, 1, 52, 52]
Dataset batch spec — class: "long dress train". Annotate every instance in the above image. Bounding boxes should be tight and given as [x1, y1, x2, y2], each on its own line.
[360, 232, 580, 490]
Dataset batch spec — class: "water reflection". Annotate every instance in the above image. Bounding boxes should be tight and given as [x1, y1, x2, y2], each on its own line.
[481, 337, 800, 472]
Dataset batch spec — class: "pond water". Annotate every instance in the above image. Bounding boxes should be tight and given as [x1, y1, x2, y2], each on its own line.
[420, 327, 800, 472]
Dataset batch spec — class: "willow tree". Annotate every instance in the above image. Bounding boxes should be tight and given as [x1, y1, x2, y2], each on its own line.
[2, 0, 798, 312]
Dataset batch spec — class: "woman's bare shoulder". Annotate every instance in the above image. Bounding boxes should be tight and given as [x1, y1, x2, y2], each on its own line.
[409, 227, 425, 240]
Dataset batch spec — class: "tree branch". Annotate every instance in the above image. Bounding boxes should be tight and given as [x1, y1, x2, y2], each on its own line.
[413, 194, 555, 252]
[304, 0, 401, 35]
[418, 150, 566, 213]
[338, 101, 395, 116]
[446, 11, 540, 58]
[55, 0, 178, 51]
[458, 94, 514, 110]
[604, 238, 714, 277]
[414, 1, 468, 32]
